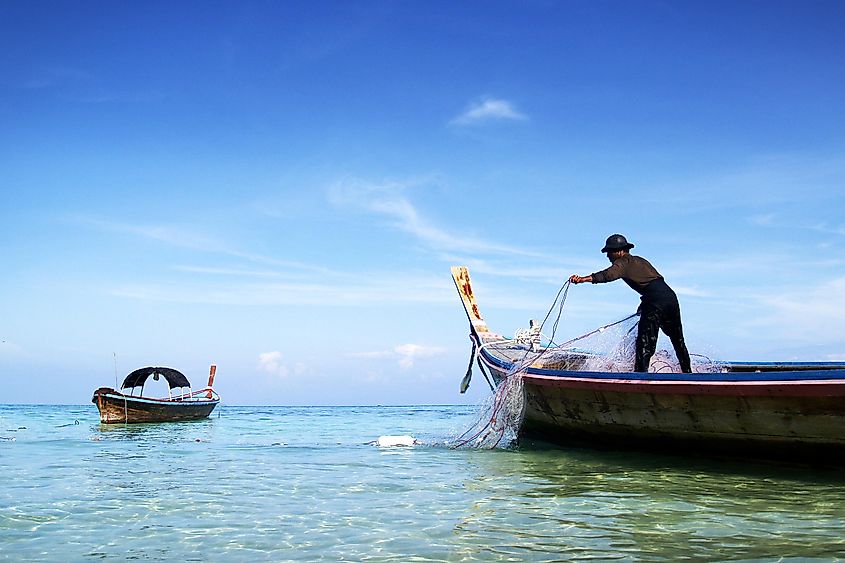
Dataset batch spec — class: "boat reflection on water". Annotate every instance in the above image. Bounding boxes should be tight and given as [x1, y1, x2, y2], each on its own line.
[451, 441, 845, 561]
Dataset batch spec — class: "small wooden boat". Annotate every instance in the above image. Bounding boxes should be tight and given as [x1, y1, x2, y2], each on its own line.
[92, 365, 221, 423]
[452, 266, 845, 460]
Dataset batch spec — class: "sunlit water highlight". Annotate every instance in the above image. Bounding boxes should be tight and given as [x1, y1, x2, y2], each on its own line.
[2, 404, 845, 561]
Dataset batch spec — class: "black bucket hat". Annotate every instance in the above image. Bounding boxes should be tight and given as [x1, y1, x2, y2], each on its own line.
[601, 234, 635, 253]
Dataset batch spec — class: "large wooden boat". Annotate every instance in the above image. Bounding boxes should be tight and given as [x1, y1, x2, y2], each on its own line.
[92, 365, 220, 423]
[451, 266, 845, 460]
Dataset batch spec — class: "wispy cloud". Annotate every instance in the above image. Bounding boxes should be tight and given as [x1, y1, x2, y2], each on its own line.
[0, 340, 25, 358]
[450, 96, 528, 126]
[258, 351, 307, 378]
[641, 153, 845, 212]
[394, 343, 447, 369]
[731, 276, 845, 349]
[69, 90, 166, 104]
[75, 216, 332, 273]
[7, 66, 90, 90]
[436, 253, 592, 284]
[6, 67, 163, 103]
[76, 213, 480, 307]
[671, 285, 711, 298]
[329, 178, 542, 257]
[258, 351, 287, 377]
[748, 213, 777, 226]
[745, 213, 845, 239]
[173, 265, 309, 279]
[112, 274, 455, 306]
[351, 343, 447, 370]
[809, 222, 845, 237]
[94, 220, 224, 251]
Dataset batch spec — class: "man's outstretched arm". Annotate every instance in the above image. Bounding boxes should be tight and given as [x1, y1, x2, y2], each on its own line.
[569, 275, 593, 284]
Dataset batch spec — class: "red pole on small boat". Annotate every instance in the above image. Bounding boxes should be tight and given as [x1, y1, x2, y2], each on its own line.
[206, 364, 216, 398]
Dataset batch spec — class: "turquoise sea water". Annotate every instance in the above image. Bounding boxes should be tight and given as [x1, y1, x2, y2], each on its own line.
[2, 404, 845, 562]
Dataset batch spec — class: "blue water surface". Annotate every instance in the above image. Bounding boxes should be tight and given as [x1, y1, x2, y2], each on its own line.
[2, 404, 845, 561]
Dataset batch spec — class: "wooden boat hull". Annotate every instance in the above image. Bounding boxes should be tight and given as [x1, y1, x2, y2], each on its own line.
[530, 374, 845, 458]
[92, 388, 219, 424]
[480, 345, 845, 459]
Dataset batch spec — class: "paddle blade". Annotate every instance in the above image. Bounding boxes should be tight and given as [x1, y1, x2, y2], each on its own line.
[460, 370, 472, 394]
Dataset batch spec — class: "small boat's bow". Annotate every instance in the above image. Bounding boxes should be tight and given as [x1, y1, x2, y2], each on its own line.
[451, 266, 494, 341]
[451, 266, 513, 392]
[451, 266, 568, 388]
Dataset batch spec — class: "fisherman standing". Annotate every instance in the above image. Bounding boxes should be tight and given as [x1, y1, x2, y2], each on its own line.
[569, 234, 692, 373]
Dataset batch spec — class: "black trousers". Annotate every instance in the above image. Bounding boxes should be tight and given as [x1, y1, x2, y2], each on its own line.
[635, 298, 692, 373]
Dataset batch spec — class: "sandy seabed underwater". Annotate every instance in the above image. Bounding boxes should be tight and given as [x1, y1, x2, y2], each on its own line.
[2, 404, 845, 561]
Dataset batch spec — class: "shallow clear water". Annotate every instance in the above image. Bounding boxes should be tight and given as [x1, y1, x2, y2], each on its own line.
[2, 404, 845, 561]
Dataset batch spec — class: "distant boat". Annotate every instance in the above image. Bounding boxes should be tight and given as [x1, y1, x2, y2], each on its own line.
[451, 266, 845, 460]
[92, 365, 220, 423]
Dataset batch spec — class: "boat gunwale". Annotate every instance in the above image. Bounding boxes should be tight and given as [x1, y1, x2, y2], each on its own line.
[93, 389, 220, 406]
[478, 345, 845, 392]
[521, 372, 845, 397]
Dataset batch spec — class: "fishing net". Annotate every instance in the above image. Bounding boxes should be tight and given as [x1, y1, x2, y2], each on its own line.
[452, 317, 641, 449]
[545, 314, 640, 372]
[451, 368, 525, 450]
[454, 281, 724, 450]
[453, 314, 724, 450]
[533, 314, 723, 374]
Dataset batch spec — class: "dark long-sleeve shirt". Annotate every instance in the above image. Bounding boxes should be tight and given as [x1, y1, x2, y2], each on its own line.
[590, 254, 663, 296]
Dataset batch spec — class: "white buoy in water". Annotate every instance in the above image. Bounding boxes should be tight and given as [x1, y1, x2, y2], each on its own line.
[376, 435, 418, 447]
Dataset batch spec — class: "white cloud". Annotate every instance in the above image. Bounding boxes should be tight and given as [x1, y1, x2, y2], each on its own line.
[672, 285, 711, 298]
[75, 216, 331, 273]
[173, 265, 313, 280]
[749, 213, 777, 226]
[748, 276, 845, 345]
[258, 351, 289, 378]
[352, 343, 447, 370]
[394, 343, 447, 369]
[329, 178, 542, 257]
[0, 340, 24, 358]
[450, 97, 528, 126]
[350, 350, 394, 359]
[639, 153, 845, 211]
[810, 222, 845, 237]
[112, 273, 454, 306]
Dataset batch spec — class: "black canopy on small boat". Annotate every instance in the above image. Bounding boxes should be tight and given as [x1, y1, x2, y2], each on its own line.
[121, 367, 191, 390]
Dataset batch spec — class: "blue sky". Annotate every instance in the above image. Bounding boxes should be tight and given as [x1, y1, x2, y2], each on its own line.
[2, 1, 845, 405]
